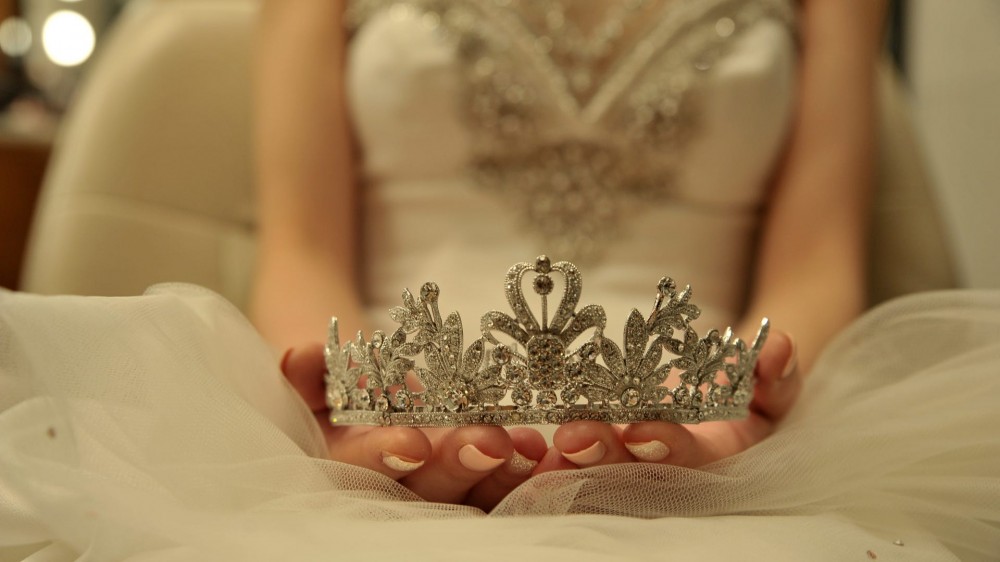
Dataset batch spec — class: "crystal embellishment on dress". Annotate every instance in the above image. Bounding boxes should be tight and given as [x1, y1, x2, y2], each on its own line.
[346, 0, 796, 261]
[324, 256, 769, 427]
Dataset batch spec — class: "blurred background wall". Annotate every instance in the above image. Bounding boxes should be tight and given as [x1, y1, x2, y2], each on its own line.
[908, 0, 1000, 289]
[0, 0, 998, 291]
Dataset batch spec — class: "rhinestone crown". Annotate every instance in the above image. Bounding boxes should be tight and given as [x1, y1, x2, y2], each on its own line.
[325, 256, 768, 427]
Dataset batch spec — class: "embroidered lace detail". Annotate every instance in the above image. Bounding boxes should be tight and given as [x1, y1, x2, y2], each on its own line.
[346, 0, 795, 261]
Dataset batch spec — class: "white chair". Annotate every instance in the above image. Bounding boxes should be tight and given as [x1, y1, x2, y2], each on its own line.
[20, 0, 957, 311]
[21, 0, 258, 308]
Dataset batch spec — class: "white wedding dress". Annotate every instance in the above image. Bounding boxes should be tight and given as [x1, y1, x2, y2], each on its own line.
[2, 1, 1000, 560]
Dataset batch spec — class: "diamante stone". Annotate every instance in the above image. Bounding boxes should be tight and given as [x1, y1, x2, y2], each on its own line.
[513, 386, 532, 407]
[533, 275, 554, 295]
[492, 344, 512, 365]
[658, 277, 675, 295]
[527, 334, 566, 387]
[351, 389, 371, 408]
[327, 390, 345, 411]
[420, 282, 440, 303]
[561, 388, 580, 405]
[536, 390, 557, 408]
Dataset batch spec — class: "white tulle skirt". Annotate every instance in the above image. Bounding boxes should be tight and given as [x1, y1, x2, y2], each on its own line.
[1, 285, 999, 561]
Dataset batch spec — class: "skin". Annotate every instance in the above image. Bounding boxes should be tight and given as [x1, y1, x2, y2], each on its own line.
[252, 0, 888, 510]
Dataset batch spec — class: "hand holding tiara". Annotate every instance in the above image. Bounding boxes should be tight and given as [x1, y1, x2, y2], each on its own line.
[324, 256, 769, 427]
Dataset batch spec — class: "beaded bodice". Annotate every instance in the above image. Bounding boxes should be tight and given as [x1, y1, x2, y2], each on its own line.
[347, 0, 795, 262]
[347, 0, 797, 328]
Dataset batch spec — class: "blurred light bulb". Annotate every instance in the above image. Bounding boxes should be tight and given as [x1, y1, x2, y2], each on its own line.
[0, 17, 32, 58]
[42, 10, 95, 67]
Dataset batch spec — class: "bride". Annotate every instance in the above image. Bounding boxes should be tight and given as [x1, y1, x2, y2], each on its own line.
[252, 0, 870, 502]
[2, 0, 999, 559]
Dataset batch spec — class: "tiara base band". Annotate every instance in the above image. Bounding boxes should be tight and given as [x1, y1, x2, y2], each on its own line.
[330, 405, 748, 427]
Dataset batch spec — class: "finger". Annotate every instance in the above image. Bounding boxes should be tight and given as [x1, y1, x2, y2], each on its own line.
[400, 425, 513, 504]
[507, 426, 547, 475]
[281, 343, 327, 411]
[621, 331, 802, 469]
[533, 443, 577, 474]
[463, 427, 547, 511]
[621, 421, 719, 468]
[553, 421, 632, 467]
[755, 329, 797, 383]
[322, 424, 433, 480]
[751, 329, 801, 422]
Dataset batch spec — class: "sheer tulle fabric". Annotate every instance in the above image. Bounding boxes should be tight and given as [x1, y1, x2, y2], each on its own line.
[1, 286, 998, 560]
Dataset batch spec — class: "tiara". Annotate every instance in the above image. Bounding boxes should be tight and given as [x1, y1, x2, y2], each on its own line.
[324, 256, 768, 427]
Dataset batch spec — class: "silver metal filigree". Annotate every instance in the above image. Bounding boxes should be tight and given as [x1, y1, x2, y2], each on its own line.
[325, 256, 768, 427]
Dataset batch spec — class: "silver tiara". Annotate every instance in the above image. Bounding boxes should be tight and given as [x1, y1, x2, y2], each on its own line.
[325, 256, 768, 427]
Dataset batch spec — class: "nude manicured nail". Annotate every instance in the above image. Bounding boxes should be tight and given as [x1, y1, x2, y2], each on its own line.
[561, 441, 606, 466]
[508, 451, 538, 476]
[625, 440, 671, 462]
[458, 444, 506, 472]
[381, 452, 424, 472]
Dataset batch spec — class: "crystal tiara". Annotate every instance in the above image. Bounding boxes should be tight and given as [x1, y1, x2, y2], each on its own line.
[324, 256, 768, 427]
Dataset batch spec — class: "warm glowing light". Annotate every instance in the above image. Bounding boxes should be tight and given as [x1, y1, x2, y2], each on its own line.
[0, 17, 32, 58]
[42, 10, 95, 67]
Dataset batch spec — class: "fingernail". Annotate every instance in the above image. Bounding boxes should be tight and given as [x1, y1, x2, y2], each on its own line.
[625, 440, 670, 462]
[781, 337, 798, 380]
[508, 451, 538, 476]
[561, 441, 606, 467]
[458, 444, 506, 472]
[381, 452, 424, 472]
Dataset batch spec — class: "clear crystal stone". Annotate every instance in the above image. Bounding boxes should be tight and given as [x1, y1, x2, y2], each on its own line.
[561, 388, 580, 405]
[533, 275, 554, 295]
[513, 386, 532, 407]
[327, 389, 345, 411]
[622, 388, 641, 408]
[351, 389, 371, 408]
[394, 389, 411, 409]
[420, 282, 440, 303]
[535, 255, 551, 273]
[492, 344, 512, 365]
[536, 390, 557, 409]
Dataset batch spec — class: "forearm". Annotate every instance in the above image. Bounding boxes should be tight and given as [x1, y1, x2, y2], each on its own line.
[251, 243, 367, 352]
[739, 0, 887, 371]
[251, 0, 363, 350]
[739, 258, 864, 373]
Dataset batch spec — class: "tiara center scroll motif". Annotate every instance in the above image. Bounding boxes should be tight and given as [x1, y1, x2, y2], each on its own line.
[325, 256, 768, 427]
